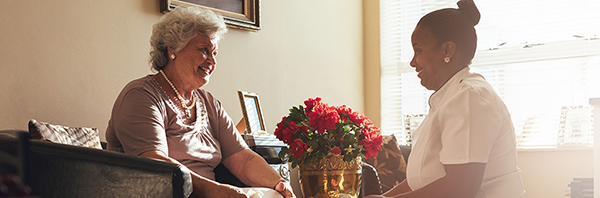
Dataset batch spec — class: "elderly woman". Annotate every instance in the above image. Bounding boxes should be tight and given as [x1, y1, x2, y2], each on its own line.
[105, 6, 294, 198]
[367, 0, 525, 198]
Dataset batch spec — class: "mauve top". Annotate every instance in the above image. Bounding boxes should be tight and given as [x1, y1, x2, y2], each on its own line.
[105, 75, 248, 180]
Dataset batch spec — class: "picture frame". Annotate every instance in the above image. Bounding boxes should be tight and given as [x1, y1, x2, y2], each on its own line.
[160, 0, 261, 31]
[237, 91, 267, 135]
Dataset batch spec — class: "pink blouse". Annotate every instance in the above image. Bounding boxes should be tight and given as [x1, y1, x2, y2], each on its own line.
[106, 75, 248, 180]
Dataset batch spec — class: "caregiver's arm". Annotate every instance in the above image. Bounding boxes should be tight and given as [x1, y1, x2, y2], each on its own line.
[367, 163, 486, 198]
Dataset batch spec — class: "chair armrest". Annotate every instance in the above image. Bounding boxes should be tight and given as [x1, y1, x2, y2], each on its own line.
[0, 136, 191, 198]
[360, 163, 382, 197]
[399, 145, 411, 161]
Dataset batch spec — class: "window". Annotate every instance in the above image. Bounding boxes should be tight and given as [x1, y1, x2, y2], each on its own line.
[380, 0, 600, 148]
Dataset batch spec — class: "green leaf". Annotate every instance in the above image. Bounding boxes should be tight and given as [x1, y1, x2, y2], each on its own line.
[356, 145, 364, 150]
[343, 125, 351, 132]
[286, 106, 309, 123]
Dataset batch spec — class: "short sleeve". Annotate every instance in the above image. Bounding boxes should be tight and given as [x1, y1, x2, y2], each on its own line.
[202, 90, 249, 160]
[438, 86, 502, 164]
[112, 88, 169, 156]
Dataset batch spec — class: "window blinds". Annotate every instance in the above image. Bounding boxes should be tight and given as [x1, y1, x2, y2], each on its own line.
[380, 0, 599, 148]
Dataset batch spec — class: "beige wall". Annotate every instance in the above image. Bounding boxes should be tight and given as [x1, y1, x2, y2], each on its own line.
[0, 0, 364, 137]
[0, 1, 161, 133]
[363, 0, 381, 126]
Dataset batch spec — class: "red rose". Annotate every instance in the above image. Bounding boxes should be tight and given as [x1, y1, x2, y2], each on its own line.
[289, 139, 308, 159]
[331, 147, 341, 155]
[359, 132, 383, 159]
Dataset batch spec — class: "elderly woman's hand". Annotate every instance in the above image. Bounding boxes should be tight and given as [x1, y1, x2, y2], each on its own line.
[274, 181, 296, 198]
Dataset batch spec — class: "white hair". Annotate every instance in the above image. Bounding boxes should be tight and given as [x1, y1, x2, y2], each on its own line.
[149, 6, 227, 71]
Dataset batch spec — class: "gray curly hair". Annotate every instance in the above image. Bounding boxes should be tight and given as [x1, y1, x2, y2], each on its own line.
[149, 6, 227, 71]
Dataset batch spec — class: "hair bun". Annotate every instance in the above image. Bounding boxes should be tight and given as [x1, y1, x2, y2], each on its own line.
[457, 0, 481, 26]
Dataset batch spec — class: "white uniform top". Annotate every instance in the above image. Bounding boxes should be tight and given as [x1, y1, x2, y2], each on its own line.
[406, 67, 526, 198]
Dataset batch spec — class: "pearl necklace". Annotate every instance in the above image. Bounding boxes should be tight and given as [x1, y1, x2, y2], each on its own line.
[159, 70, 195, 119]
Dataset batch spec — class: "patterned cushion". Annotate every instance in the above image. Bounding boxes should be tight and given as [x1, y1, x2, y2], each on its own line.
[28, 119, 102, 149]
[364, 135, 407, 192]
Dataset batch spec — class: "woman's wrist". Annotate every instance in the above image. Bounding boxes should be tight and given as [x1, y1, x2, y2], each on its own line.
[273, 179, 295, 198]
[273, 179, 286, 191]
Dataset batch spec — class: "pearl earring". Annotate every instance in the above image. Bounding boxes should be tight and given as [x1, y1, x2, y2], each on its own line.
[444, 57, 450, 63]
[170, 54, 176, 60]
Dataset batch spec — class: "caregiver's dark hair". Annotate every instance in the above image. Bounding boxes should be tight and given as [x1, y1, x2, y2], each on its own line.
[417, 0, 481, 64]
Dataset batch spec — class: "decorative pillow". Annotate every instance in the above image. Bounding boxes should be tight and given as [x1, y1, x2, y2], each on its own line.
[28, 119, 102, 149]
[364, 135, 407, 192]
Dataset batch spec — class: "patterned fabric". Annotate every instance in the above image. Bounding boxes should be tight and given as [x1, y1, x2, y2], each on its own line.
[28, 119, 102, 149]
[364, 135, 407, 192]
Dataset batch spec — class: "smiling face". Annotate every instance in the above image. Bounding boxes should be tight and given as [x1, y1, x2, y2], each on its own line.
[168, 34, 218, 91]
[410, 26, 448, 91]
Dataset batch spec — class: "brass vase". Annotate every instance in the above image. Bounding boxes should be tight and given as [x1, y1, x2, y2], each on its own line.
[299, 156, 363, 198]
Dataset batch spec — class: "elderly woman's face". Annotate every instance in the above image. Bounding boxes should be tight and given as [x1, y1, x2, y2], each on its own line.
[410, 26, 446, 91]
[172, 34, 218, 88]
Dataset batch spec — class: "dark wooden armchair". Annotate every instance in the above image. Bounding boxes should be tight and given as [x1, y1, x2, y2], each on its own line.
[0, 130, 192, 198]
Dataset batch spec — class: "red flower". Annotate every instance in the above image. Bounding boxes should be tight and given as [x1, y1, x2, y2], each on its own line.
[304, 97, 322, 113]
[362, 122, 380, 137]
[364, 118, 375, 127]
[307, 103, 340, 134]
[331, 147, 341, 155]
[275, 118, 309, 144]
[282, 122, 299, 143]
[336, 105, 352, 122]
[289, 139, 308, 159]
[297, 124, 310, 135]
[351, 114, 367, 126]
[359, 132, 383, 159]
[279, 97, 383, 168]
[336, 105, 351, 120]
[336, 105, 369, 126]
[274, 116, 289, 142]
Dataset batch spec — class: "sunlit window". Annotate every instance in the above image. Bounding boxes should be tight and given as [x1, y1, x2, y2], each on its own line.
[380, 0, 600, 148]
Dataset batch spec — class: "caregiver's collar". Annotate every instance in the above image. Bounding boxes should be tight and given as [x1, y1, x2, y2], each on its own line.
[428, 66, 471, 109]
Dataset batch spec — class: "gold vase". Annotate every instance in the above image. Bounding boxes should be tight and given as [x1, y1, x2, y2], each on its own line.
[299, 156, 363, 198]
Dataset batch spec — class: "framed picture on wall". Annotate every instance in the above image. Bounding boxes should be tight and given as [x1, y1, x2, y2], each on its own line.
[160, 0, 261, 31]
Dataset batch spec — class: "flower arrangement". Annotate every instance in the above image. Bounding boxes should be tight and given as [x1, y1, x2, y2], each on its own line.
[275, 97, 383, 168]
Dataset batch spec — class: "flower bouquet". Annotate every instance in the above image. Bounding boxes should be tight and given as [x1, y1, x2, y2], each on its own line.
[274, 97, 383, 169]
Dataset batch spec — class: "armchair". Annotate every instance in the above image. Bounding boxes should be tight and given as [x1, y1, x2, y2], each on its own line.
[363, 135, 412, 194]
[0, 130, 192, 198]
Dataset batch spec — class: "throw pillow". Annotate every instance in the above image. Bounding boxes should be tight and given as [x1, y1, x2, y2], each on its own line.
[28, 119, 102, 149]
[364, 135, 407, 192]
